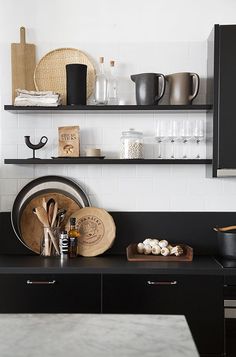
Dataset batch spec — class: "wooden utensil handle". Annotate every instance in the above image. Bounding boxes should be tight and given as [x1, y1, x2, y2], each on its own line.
[214, 225, 236, 232]
[20, 27, 26, 44]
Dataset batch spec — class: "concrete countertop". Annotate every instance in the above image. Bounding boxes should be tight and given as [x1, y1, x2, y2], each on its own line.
[0, 314, 199, 357]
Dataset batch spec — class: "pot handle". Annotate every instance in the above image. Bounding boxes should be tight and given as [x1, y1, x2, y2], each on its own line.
[189, 73, 200, 102]
[155, 73, 166, 102]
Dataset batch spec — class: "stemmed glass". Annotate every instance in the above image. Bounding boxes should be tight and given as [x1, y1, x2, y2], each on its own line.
[168, 119, 179, 159]
[179, 119, 192, 159]
[155, 119, 167, 159]
[193, 119, 204, 158]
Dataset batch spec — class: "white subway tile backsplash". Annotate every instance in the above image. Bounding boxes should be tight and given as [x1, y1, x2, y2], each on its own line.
[0, 179, 18, 194]
[170, 195, 206, 211]
[86, 177, 118, 195]
[153, 178, 188, 196]
[67, 165, 88, 178]
[1, 6, 236, 212]
[102, 165, 136, 178]
[0, 165, 34, 179]
[1, 145, 17, 159]
[0, 195, 16, 212]
[18, 114, 53, 129]
[136, 194, 171, 211]
[80, 127, 103, 145]
[101, 193, 136, 211]
[117, 177, 154, 196]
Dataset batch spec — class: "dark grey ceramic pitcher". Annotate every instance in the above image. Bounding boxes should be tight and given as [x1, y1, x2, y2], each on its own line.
[131, 73, 166, 105]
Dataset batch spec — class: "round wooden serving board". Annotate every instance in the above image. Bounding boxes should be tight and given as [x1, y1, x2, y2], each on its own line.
[66, 207, 116, 257]
[20, 192, 81, 253]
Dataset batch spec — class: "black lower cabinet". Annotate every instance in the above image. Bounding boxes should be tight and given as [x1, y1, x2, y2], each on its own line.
[0, 274, 101, 313]
[102, 274, 224, 357]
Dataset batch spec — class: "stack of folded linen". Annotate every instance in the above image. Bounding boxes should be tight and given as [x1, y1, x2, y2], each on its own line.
[14, 89, 61, 106]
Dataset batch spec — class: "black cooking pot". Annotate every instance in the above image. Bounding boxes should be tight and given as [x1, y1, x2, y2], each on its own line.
[217, 231, 236, 259]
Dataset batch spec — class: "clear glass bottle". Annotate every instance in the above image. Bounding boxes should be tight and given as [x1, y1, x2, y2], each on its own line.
[108, 60, 118, 105]
[120, 128, 144, 159]
[68, 217, 79, 258]
[95, 56, 108, 105]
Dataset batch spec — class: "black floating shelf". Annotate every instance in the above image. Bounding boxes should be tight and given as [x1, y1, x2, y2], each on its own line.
[4, 159, 212, 165]
[4, 104, 212, 113]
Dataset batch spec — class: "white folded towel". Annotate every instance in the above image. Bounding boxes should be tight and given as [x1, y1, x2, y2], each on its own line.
[14, 89, 61, 107]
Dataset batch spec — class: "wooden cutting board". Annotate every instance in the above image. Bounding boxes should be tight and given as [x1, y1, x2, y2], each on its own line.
[65, 207, 116, 257]
[11, 27, 36, 103]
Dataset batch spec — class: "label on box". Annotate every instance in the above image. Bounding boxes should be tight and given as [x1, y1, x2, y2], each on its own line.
[58, 126, 80, 157]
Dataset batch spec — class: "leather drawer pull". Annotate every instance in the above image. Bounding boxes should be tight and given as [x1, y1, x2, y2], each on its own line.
[26, 280, 56, 285]
[147, 280, 177, 286]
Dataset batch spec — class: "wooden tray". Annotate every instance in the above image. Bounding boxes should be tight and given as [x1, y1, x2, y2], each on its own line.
[126, 244, 193, 262]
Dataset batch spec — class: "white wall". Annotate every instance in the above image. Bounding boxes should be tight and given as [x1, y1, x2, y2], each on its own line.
[1, 0, 236, 212]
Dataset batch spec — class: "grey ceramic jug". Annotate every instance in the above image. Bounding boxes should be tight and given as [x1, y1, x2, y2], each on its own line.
[131, 73, 166, 105]
[166, 72, 200, 105]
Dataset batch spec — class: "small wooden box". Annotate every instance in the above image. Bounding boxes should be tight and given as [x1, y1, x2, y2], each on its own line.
[58, 126, 80, 157]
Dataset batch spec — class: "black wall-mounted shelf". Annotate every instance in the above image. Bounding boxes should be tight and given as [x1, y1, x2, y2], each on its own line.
[4, 104, 212, 113]
[4, 158, 212, 165]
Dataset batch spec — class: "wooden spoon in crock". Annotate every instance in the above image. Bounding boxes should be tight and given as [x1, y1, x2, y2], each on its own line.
[213, 225, 236, 232]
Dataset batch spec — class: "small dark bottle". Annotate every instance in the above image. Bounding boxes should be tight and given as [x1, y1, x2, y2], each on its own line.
[68, 217, 79, 258]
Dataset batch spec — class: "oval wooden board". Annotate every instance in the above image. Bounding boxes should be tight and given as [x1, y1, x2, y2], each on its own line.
[20, 192, 81, 253]
[65, 207, 116, 257]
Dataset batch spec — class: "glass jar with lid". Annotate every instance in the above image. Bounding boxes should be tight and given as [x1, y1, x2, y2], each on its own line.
[120, 128, 143, 159]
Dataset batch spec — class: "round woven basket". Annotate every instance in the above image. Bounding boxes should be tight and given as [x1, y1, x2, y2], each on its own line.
[34, 48, 96, 104]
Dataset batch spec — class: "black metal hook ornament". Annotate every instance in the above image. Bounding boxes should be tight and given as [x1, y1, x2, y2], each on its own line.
[24, 136, 48, 159]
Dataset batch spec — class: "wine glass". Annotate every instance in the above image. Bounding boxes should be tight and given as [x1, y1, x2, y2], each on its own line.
[155, 119, 168, 159]
[179, 119, 192, 159]
[193, 119, 204, 158]
[168, 119, 179, 159]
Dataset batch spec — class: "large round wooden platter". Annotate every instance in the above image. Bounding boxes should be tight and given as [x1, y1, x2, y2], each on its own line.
[20, 192, 81, 253]
[11, 175, 90, 246]
[66, 207, 116, 257]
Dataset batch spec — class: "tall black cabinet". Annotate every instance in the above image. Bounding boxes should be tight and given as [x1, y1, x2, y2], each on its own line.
[208, 24, 236, 177]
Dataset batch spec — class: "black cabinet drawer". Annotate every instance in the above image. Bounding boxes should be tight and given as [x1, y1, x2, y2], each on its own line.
[103, 274, 224, 355]
[0, 274, 101, 313]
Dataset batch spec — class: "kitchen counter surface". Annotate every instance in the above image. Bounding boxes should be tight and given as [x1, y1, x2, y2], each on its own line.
[0, 254, 223, 275]
[0, 314, 199, 357]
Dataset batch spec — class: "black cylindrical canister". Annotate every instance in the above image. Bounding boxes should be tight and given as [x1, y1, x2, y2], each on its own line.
[66, 64, 87, 105]
[217, 231, 236, 259]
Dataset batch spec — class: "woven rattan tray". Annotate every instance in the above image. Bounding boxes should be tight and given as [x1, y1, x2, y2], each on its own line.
[34, 48, 96, 104]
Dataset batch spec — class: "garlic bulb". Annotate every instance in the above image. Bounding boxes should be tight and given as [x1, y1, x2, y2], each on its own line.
[143, 245, 152, 254]
[161, 247, 170, 256]
[159, 240, 168, 248]
[152, 245, 161, 255]
[137, 242, 145, 254]
[171, 245, 184, 256]
[143, 238, 152, 246]
[167, 244, 173, 251]
[150, 239, 160, 247]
